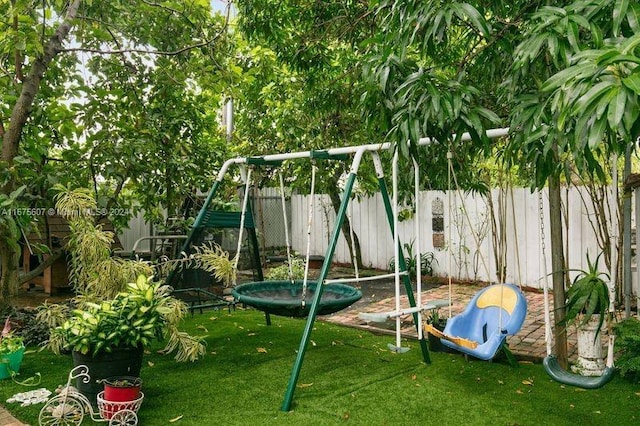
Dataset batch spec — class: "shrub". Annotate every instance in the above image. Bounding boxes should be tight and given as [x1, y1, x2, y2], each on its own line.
[0, 307, 50, 347]
[388, 239, 437, 277]
[613, 317, 640, 383]
[266, 258, 306, 280]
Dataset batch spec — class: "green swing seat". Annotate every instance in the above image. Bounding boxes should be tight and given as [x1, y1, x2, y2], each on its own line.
[232, 280, 362, 317]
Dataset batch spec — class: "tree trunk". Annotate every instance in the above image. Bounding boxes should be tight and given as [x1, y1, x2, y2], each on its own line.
[0, 239, 20, 309]
[0, 0, 82, 308]
[549, 175, 568, 369]
[326, 172, 362, 268]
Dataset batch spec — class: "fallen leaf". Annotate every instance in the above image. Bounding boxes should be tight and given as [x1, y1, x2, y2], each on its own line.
[342, 412, 350, 420]
[411, 374, 417, 381]
[594, 411, 601, 414]
[210, 351, 217, 355]
[297, 383, 313, 388]
[209, 316, 217, 321]
[257, 347, 268, 353]
[635, 392, 640, 397]
[197, 325, 208, 332]
[169, 415, 183, 422]
[247, 333, 256, 336]
[522, 379, 533, 386]
[147, 361, 154, 367]
[569, 404, 574, 409]
[311, 340, 317, 346]
[498, 380, 504, 385]
[516, 390, 523, 394]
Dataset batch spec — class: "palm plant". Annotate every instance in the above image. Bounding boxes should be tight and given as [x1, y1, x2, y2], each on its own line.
[563, 252, 610, 336]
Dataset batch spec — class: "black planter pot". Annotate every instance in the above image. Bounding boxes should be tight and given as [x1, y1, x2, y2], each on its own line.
[427, 322, 456, 353]
[72, 345, 144, 407]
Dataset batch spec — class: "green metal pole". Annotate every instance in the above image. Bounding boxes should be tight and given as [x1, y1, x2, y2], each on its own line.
[166, 179, 223, 287]
[281, 171, 358, 411]
[377, 177, 431, 364]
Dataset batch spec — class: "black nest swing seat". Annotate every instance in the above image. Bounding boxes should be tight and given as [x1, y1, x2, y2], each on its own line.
[232, 280, 362, 317]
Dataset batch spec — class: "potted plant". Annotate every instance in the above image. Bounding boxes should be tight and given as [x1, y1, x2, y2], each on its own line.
[98, 376, 143, 420]
[103, 376, 142, 402]
[0, 317, 25, 380]
[562, 252, 611, 376]
[46, 275, 205, 404]
[424, 308, 454, 353]
[37, 187, 219, 405]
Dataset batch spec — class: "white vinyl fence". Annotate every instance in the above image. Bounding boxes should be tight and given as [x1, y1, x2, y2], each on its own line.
[119, 185, 626, 291]
[288, 186, 619, 290]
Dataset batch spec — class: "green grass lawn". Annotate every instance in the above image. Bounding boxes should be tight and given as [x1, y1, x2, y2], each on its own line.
[2, 309, 639, 425]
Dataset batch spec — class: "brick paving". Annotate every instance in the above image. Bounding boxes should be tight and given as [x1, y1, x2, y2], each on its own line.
[325, 281, 579, 362]
[0, 405, 23, 426]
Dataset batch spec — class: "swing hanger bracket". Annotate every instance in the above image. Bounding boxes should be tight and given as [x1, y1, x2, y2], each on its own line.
[246, 156, 284, 167]
[309, 149, 349, 161]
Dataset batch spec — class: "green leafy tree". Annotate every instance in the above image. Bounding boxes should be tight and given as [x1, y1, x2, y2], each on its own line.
[0, 1, 233, 308]
[365, 0, 640, 367]
[233, 0, 383, 266]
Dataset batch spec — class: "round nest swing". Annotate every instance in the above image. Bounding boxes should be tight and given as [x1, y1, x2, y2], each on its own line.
[231, 280, 362, 317]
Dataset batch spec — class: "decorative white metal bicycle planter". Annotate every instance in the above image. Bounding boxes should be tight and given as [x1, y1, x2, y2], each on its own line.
[38, 365, 143, 426]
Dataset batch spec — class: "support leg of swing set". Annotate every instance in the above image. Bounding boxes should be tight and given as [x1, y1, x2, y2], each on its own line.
[167, 179, 224, 287]
[500, 343, 518, 368]
[281, 169, 359, 412]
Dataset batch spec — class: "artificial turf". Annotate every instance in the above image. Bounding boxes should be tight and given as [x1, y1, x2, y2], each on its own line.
[2, 308, 639, 425]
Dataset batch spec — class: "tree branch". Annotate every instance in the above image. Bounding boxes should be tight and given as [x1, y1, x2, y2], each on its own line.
[2, 0, 82, 170]
[61, 38, 218, 57]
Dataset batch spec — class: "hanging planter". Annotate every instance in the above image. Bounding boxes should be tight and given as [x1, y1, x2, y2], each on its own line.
[103, 376, 142, 402]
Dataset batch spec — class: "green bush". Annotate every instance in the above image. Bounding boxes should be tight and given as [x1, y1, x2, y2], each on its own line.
[613, 317, 640, 383]
[266, 258, 306, 280]
[388, 239, 437, 277]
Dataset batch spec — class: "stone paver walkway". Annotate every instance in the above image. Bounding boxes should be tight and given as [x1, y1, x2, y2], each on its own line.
[325, 282, 579, 362]
[0, 405, 23, 426]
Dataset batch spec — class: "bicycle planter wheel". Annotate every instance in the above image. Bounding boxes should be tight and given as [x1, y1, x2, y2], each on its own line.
[38, 395, 85, 426]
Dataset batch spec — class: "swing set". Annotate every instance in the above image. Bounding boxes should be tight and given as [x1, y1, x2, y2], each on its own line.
[177, 125, 614, 410]
[177, 127, 533, 411]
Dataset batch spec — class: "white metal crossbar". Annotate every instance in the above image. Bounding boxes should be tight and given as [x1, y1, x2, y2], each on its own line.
[358, 299, 450, 323]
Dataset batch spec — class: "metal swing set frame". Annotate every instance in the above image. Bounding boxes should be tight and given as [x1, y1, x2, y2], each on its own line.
[178, 127, 510, 411]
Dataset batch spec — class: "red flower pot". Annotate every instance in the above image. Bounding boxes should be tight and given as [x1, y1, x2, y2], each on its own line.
[103, 376, 142, 402]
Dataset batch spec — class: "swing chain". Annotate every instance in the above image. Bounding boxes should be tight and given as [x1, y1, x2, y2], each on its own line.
[538, 191, 546, 257]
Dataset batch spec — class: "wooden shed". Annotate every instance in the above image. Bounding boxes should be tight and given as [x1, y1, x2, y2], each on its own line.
[22, 214, 122, 294]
